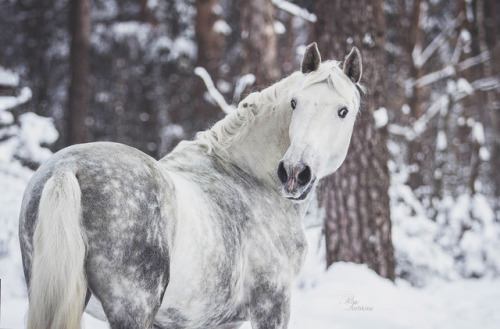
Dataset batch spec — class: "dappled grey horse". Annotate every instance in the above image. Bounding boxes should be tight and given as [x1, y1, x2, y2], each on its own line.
[19, 43, 363, 329]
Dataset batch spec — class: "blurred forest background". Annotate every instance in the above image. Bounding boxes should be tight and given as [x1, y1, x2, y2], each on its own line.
[1, 0, 500, 287]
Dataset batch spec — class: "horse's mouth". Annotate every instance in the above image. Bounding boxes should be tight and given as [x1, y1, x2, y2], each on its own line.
[286, 179, 316, 202]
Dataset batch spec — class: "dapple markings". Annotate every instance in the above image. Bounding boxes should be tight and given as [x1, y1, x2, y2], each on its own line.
[19, 43, 363, 329]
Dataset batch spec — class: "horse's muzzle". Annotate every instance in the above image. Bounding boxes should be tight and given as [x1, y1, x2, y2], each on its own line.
[277, 161, 315, 201]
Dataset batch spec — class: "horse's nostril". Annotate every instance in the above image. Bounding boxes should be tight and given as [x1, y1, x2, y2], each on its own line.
[277, 161, 288, 184]
[297, 165, 312, 186]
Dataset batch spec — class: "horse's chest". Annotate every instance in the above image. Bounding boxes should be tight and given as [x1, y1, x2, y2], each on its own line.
[155, 172, 307, 327]
[156, 219, 306, 328]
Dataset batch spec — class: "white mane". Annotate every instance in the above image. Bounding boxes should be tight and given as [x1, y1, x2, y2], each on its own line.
[190, 61, 362, 156]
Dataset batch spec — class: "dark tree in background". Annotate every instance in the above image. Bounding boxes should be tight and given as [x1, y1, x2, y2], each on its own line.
[239, 0, 280, 87]
[315, 0, 395, 280]
[67, 0, 90, 145]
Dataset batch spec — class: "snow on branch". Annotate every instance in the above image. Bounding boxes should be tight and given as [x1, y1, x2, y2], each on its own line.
[413, 50, 491, 89]
[389, 96, 449, 141]
[415, 66, 456, 89]
[271, 0, 317, 23]
[412, 15, 464, 69]
[233, 74, 255, 102]
[194, 67, 235, 115]
[0, 66, 20, 87]
[0, 87, 32, 112]
[458, 50, 490, 71]
[472, 77, 500, 92]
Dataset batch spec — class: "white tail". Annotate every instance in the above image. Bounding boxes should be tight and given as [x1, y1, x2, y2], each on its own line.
[28, 171, 87, 329]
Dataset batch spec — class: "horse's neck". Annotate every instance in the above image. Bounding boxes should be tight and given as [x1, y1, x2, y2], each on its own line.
[163, 75, 300, 198]
[224, 96, 291, 188]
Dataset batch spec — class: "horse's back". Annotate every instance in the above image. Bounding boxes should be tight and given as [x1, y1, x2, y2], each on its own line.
[19, 142, 174, 328]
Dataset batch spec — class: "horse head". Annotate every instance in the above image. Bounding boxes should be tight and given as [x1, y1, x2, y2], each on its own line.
[277, 43, 363, 201]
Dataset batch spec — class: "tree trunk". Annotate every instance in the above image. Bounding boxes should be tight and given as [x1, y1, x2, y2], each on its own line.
[406, 0, 427, 191]
[480, 0, 500, 217]
[190, 0, 228, 142]
[140, 0, 158, 26]
[196, 0, 226, 74]
[239, 0, 280, 87]
[315, 0, 395, 280]
[67, 0, 90, 145]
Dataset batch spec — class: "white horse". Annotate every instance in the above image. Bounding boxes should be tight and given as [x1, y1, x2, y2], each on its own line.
[19, 42, 362, 329]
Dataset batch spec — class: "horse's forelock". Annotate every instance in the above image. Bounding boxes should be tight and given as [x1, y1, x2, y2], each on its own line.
[302, 61, 362, 110]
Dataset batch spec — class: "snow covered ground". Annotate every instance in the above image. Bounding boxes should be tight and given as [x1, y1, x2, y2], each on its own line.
[1, 226, 500, 328]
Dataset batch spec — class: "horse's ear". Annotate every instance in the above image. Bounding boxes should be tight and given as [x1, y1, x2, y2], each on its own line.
[343, 46, 362, 83]
[301, 42, 321, 74]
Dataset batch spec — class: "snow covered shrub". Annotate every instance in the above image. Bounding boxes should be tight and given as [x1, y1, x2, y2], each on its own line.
[0, 67, 58, 257]
[389, 149, 500, 286]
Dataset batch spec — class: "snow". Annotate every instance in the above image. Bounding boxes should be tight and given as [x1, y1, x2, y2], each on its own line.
[274, 21, 286, 35]
[458, 50, 490, 71]
[16, 112, 59, 164]
[479, 146, 490, 161]
[412, 16, 461, 69]
[437, 130, 447, 150]
[212, 3, 223, 16]
[362, 33, 375, 48]
[213, 20, 232, 36]
[0, 87, 32, 111]
[415, 65, 455, 88]
[389, 96, 449, 141]
[373, 107, 388, 128]
[233, 74, 255, 102]
[288, 262, 500, 329]
[456, 77, 474, 96]
[111, 21, 151, 49]
[0, 66, 20, 87]
[271, 0, 317, 23]
[472, 77, 500, 91]
[460, 29, 471, 44]
[194, 66, 235, 114]
[472, 122, 485, 144]
[170, 37, 197, 61]
[465, 0, 474, 22]
[389, 144, 500, 285]
[2, 225, 500, 328]
[0, 108, 14, 125]
[401, 104, 410, 115]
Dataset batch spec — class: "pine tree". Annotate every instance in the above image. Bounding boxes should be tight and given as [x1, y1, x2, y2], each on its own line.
[314, 0, 395, 280]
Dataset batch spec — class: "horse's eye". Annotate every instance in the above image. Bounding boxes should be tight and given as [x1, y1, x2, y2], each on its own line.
[291, 99, 297, 110]
[338, 107, 348, 118]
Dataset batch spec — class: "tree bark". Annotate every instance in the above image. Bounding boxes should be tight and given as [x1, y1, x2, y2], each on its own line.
[239, 0, 280, 87]
[67, 0, 90, 145]
[196, 0, 226, 74]
[479, 0, 500, 216]
[315, 0, 395, 280]
[140, 0, 159, 26]
[406, 0, 427, 191]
